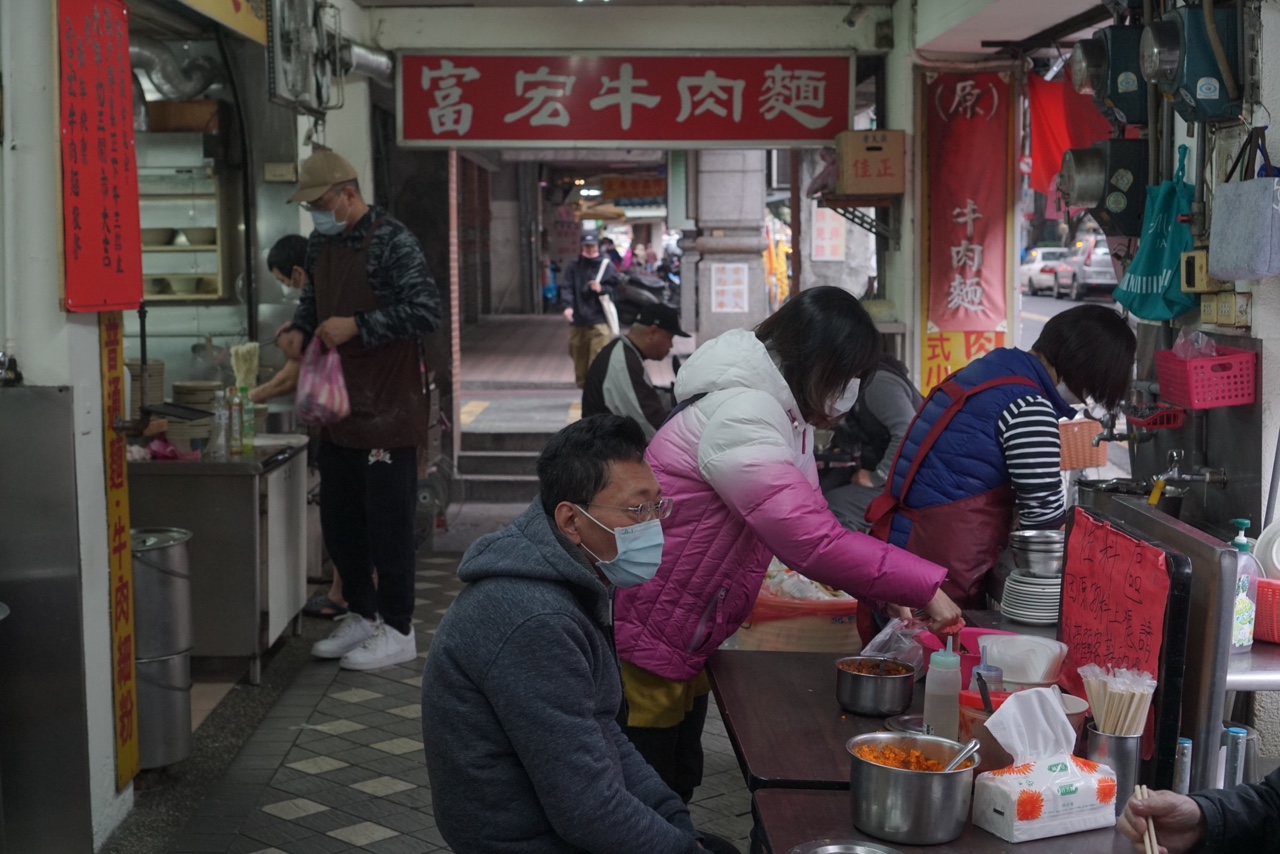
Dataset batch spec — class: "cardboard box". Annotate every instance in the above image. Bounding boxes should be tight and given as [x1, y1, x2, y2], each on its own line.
[146, 100, 223, 134]
[836, 130, 906, 196]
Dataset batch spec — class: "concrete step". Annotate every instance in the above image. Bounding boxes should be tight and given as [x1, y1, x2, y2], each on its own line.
[454, 474, 541, 504]
[457, 450, 540, 477]
[461, 431, 555, 453]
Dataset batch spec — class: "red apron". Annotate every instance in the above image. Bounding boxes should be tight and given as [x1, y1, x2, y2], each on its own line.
[864, 374, 1041, 620]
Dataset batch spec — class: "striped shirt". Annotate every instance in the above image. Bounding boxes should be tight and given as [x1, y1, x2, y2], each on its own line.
[998, 395, 1065, 529]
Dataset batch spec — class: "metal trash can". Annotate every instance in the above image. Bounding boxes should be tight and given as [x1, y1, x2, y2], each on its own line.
[131, 528, 194, 769]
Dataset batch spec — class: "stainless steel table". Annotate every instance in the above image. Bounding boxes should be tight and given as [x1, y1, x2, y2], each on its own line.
[129, 441, 309, 684]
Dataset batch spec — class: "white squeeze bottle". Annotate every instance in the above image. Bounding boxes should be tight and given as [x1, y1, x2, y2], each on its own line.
[923, 636, 961, 741]
[1230, 519, 1260, 655]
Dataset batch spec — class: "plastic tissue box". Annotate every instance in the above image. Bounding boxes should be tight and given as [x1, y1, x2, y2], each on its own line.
[972, 689, 1117, 843]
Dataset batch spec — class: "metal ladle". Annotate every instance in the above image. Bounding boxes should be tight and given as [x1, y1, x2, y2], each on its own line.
[943, 738, 982, 773]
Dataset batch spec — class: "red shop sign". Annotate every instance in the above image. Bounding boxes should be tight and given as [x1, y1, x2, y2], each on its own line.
[58, 0, 143, 313]
[398, 53, 852, 147]
[924, 71, 1013, 332]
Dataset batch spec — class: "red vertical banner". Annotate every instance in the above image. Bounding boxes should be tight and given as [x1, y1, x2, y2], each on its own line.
[59, 0, 143, 312]
[924, 71, 1013, 334]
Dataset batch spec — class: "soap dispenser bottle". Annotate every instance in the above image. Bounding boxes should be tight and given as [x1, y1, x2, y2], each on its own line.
[1230, 519, 1260, 654]
[923, 636, 961, 741]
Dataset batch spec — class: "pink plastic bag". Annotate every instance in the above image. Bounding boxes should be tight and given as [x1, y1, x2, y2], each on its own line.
[296, 339, 350, 425]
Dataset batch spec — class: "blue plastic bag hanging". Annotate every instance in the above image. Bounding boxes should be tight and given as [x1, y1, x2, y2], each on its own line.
[1114, 145, 1199, 321]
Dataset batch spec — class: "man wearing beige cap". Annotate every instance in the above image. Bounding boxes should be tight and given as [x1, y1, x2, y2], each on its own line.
[278, 149, 441, 671]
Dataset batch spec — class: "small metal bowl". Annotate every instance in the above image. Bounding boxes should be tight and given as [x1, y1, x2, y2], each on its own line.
[835, 656, 915, 717]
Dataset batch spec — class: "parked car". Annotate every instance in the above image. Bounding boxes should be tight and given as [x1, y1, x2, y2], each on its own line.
[1018, 247, 1070, 296]
[1054, 241, 1117, 300]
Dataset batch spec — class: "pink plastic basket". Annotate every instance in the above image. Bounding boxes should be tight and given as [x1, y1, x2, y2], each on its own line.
[1155, 347, 1257, 410]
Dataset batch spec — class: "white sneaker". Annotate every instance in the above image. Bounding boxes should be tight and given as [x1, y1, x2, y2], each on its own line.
[340, 623, 417, 671]
[311, 613, 377, 659]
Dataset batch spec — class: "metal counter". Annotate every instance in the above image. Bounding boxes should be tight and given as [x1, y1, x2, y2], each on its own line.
[1226, 642, 1280, 692]
[128, 439, 308, 684]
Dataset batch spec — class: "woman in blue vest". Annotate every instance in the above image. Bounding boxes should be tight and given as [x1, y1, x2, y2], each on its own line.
[867, 305, 1136, 610]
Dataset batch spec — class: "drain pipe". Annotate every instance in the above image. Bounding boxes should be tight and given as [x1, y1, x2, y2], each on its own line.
[129, 35, 216, 101]
[339, 42, 394, 86]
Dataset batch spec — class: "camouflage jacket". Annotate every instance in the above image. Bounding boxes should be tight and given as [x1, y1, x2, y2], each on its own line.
[292, 206, 442, 347]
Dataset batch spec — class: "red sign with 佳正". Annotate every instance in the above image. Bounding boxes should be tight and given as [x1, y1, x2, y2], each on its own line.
[399, 54, 852, 147]
[924, 71, 1013, 333]
[59, 0, 143, 312]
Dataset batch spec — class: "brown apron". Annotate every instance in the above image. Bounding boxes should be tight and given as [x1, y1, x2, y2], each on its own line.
[865, 374, 1041, 611]
[313, 218, 427, 450]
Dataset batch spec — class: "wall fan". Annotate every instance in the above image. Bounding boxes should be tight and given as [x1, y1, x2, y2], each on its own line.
[267, 0, 344, 115]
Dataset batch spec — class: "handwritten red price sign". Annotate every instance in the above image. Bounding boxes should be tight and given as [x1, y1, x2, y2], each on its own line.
[1060, 507, 1171, 699]
[58, 0, 143, 312]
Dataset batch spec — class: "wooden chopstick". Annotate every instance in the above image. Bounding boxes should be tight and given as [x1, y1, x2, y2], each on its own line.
[1137, 784, 1158, 854]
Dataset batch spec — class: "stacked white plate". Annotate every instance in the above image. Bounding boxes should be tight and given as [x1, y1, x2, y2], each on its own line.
[126, 359, 165, 420]
[1000, 569, 1063, 626]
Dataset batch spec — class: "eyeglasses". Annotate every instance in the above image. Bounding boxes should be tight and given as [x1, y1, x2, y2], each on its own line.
[299, 186, 341, 212]
[584, 498, 674, 522]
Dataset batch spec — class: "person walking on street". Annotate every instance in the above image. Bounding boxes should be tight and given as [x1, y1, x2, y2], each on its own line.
[582, 303, 688, 439]
[278, 149, 442, 671]
[563, 233, 622, 388]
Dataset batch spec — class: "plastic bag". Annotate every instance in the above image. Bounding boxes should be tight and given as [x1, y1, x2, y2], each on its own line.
[1172, 326, 1217, 360]
[862, 617, 927, 674]
[296, 339, 351, 425]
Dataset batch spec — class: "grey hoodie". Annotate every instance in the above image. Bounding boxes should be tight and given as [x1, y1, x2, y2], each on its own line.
[421, 502, 701, 854]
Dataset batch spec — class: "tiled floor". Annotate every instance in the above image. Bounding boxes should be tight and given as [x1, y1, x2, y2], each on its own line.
[172, 547, 754, 854]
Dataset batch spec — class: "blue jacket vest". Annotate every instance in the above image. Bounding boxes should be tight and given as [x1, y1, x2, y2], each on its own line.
[886, 348, 1076, 549]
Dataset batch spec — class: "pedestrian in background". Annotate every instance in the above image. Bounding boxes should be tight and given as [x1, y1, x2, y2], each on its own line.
[562, 233, 622, 389]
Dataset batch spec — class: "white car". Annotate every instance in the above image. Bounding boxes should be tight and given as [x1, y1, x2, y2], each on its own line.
[1019, 247, 1070, 296]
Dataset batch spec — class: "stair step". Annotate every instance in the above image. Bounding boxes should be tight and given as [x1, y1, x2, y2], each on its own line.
[455, 474, 541, 504]
[461, 431, 555, 453]
[458, 451, 540, 477]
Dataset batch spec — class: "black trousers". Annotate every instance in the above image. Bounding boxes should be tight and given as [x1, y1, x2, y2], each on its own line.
[622, 692, 710, 804]
[318, 441, 418, 634]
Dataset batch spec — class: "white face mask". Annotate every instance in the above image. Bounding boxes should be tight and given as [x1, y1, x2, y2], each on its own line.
[824, 378, 861, 418]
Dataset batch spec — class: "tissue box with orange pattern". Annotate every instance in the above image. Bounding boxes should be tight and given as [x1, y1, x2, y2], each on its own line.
[972, 754, 1118, 843]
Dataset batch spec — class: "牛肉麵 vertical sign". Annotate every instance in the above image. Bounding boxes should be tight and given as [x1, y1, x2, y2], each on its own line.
[1060, 507, 1171, 699]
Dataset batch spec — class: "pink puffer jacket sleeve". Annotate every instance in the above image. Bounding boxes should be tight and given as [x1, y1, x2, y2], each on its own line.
[699, 392, 946, 608]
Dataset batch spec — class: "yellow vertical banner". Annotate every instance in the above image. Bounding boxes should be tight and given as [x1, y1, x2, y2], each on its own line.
[100, 311, 140, 790]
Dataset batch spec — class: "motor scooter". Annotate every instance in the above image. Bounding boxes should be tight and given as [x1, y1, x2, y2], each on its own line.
[614, 268, 678, 326]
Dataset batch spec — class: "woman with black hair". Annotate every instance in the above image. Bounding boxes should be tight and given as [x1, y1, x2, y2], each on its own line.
[613, 286, 962, 803]
[867, 303, 1137, 614]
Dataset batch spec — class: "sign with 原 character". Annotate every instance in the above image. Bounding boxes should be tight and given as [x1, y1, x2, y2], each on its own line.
[58, 0, 144, 312]
[398, 53, 852, 148]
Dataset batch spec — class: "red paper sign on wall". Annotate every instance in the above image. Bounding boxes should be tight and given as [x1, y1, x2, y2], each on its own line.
[399, 54, 852, 147]
[924, 71, 1013, 333]
[59, 0, 143, 312]
[1060, 508, 1171, 697]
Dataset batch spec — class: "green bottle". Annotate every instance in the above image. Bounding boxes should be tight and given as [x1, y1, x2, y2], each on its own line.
[240, 387, 255, 453]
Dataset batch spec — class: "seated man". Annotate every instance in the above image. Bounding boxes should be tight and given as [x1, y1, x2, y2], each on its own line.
[422, 415, 711, 854]
[581, 303, 688, 439]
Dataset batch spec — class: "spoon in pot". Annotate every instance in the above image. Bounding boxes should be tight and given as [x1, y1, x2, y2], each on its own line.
[943, 739, 982, 773]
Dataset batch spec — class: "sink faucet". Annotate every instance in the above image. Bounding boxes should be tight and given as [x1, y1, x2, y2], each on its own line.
[1156, 449, 1228, 486]
[1092, 410, 1154, 447]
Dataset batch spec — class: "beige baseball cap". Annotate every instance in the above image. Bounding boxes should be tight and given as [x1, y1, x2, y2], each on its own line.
[288, 150, 358, 204]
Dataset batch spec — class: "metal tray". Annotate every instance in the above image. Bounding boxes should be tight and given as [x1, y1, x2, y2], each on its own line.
[787, 842, 904, 854]
[883, 713, 926, 734]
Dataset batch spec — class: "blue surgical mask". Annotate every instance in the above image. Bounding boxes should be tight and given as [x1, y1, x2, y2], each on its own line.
[577, 507, 665, 588]
[310, 208, 346, 236]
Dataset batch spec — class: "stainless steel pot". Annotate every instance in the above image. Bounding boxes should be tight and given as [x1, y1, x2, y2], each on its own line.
[847, 732, 977, 845]
[835, 657, 915, 717]
[1076, 479, 1185, 519]
[1009, 529, 1065, 577]
[266, 406, 297, 434]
